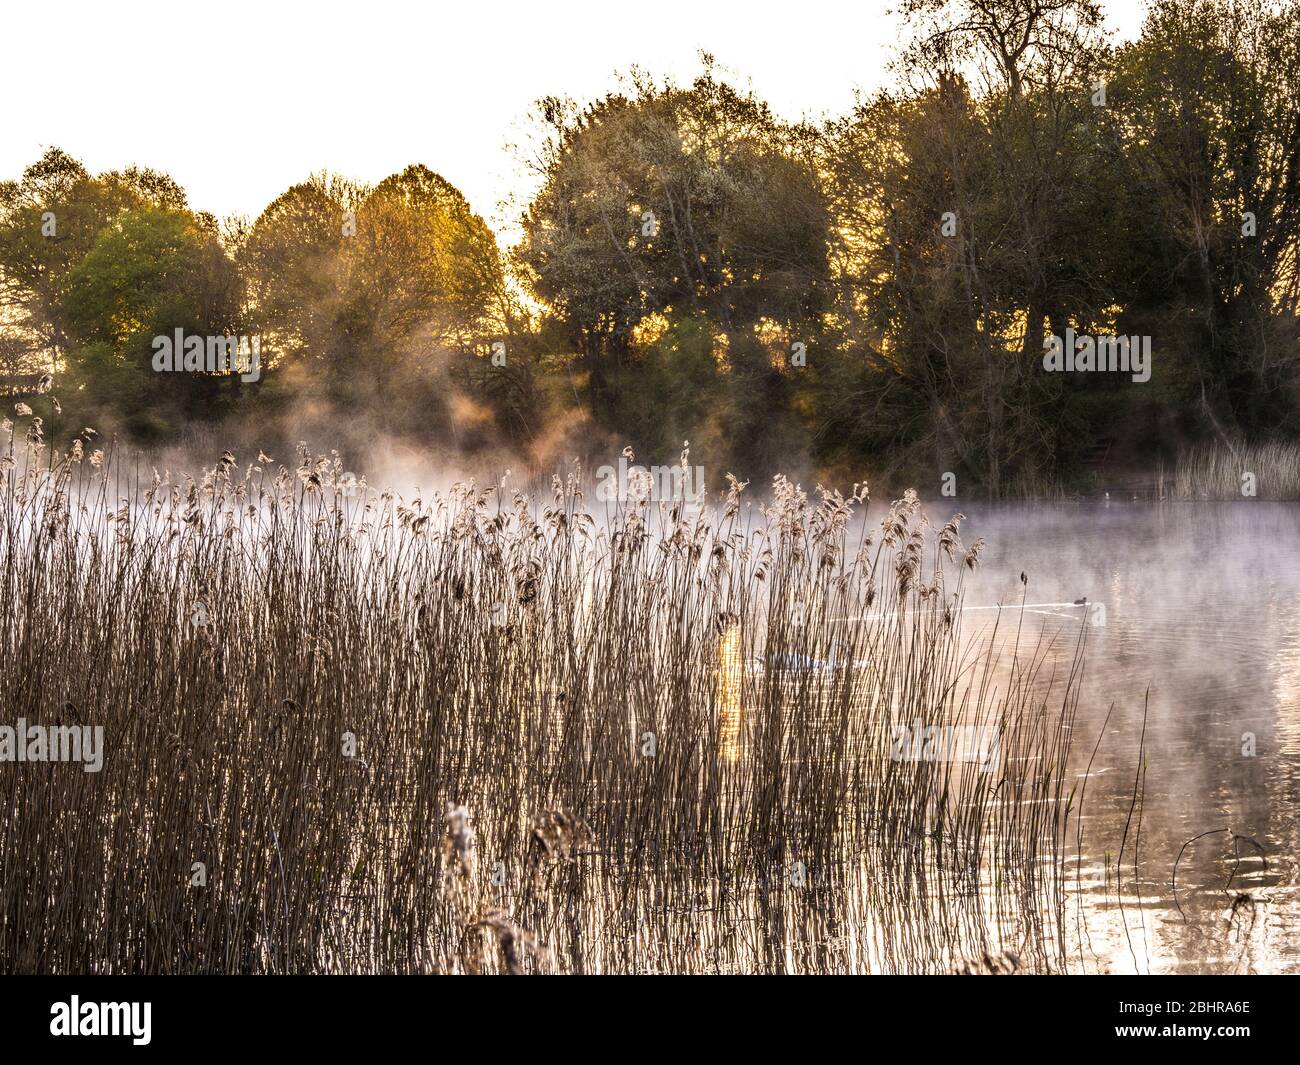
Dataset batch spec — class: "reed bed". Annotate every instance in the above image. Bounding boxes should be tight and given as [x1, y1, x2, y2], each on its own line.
[1158, 440, 1300, 500]
[0, 418, 1091, 974]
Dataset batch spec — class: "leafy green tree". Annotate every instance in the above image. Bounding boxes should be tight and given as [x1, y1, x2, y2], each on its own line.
[821, 1, 1148, 493]
[1110, 0, 1300, 441]
[0, 148, 189, 364]
[242, 166, 509, 443]
[60, 208, 243, 438]
[516, 67, 831, 477]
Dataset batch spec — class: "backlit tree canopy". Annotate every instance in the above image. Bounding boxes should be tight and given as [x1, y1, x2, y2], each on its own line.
[0, 0, 1296, 493]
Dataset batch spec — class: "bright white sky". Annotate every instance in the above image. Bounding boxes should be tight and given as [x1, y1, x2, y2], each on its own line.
[1, 0, 1149, 239]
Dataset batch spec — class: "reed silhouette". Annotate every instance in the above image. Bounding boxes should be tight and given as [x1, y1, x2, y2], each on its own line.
[0, 422, 1094, 973]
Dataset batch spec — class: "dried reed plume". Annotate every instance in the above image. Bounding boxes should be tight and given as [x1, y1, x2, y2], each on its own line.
[0, 422, 1097, 973]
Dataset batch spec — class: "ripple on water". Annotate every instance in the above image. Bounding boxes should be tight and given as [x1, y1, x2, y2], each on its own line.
[944, 501, 1300, 973]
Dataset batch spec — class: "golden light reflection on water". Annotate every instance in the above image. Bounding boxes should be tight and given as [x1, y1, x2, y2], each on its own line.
[718, 623, 743, 758]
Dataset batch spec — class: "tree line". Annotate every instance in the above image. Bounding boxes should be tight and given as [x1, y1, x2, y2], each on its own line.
[1, 0, 1297, 495]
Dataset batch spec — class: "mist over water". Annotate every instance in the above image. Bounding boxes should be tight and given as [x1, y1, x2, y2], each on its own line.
[101, 447, 1300, 973]
[954, 502, 1300, 973]
[8, 424, 1300, 974]
[3, 0, 1298, 1021]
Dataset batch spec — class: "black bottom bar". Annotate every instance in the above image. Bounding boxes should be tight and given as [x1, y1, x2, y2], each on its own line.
[0, 975, 1285, 1053]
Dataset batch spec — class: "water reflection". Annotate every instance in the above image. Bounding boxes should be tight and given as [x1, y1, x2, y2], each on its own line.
[704, 502, 1300, 972]
[958, 501, 1300, 973]
[718, 621, 743, 758]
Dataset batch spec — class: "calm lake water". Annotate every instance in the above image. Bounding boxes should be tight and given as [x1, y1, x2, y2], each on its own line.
[958, 501, 1300, 974]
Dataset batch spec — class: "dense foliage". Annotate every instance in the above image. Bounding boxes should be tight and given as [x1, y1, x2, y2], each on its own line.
[1, 0, 1296, 495]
